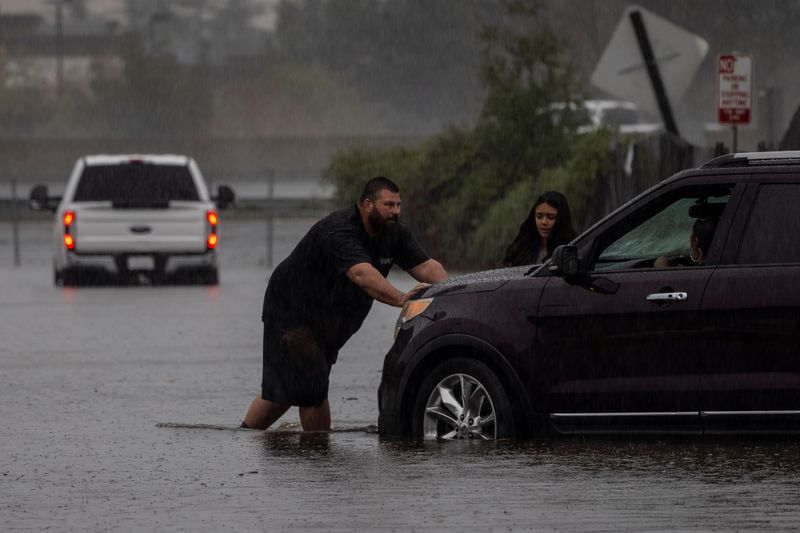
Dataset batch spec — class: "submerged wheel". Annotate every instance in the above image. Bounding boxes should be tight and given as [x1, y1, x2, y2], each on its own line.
[202, 267, 219, 285]
[55, 267, 78, 287]
[412, 357, 514, 440]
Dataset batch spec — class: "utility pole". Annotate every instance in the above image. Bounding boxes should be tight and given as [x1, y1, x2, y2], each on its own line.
[54, 0, 69, 95]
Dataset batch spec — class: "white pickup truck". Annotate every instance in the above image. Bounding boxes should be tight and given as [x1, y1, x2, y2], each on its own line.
[29, 154, 234, 286]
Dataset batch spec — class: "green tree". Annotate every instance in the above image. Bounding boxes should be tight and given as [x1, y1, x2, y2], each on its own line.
[324, 0, 611, 269]
[272, 0, 488, 133]
[476, 0, 584, 182]
[88, 34, 214, 137]
[209, 64, 384, 136]
[0, 47, 61, 135]
[470, 130, 611, 266]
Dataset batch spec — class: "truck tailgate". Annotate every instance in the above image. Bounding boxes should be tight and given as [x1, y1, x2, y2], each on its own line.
[72, 204, 209, 253]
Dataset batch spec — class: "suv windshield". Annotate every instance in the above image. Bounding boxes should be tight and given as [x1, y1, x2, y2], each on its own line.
[73, 163, 199, 207]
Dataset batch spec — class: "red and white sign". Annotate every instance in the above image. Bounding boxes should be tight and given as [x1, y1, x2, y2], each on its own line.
[717, 54, 753, 124]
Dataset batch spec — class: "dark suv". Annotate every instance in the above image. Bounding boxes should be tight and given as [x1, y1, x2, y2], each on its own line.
[379, 151, 800, 439]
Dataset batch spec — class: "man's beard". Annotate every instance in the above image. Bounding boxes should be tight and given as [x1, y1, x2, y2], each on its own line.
[369, 209, 399, 233]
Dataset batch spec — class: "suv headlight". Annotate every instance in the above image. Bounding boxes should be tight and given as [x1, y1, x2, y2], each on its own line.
[394, 297, 434, 339]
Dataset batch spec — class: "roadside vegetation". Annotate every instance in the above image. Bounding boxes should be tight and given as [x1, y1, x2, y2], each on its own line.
[323, 0, 613, 269]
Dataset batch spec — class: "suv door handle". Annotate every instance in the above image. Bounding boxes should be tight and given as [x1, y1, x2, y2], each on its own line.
[646, 292, 687, 302]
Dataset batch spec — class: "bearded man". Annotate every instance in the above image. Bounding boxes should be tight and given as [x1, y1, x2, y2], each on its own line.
[241, 176, 448, 431]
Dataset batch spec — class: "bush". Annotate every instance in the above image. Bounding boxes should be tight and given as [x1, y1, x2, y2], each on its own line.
[323, 144, 422, 207]
[323, 128, 613, 270]
[323, 128, 486, 267]
[469, 129, 611, 268]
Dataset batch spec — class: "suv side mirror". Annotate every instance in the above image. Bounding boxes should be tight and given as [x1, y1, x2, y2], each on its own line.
[548, 245, 580, 278]
[29, 184, 60, 212]
[214, 185, 235, 210]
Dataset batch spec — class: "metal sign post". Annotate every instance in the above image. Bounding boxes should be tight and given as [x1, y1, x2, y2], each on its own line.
[11, 179, 21, 267]
[629, 10, 679, 137]
[265, 168, 275, 269]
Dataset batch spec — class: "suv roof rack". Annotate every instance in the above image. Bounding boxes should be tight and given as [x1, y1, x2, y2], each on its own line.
[701, 151, 800, 168]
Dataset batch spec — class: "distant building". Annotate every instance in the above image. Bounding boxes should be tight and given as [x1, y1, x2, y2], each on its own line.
[0, 11, 123, 94]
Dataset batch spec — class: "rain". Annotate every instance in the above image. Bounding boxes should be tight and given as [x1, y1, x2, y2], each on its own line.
[3, 1, 800, 530]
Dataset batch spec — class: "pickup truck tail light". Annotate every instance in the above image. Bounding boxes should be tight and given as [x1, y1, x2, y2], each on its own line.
[206, 210, 218, 250]
[63, 210, 76, 250]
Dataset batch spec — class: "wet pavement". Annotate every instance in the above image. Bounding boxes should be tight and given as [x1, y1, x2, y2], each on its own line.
[3, 219, 800, 531]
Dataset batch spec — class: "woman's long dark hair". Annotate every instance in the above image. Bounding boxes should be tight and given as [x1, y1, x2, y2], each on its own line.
[503, 191, 577, 267]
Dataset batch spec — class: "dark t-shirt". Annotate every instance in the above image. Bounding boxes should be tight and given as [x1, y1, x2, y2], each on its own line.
[261, 205, 430, 358]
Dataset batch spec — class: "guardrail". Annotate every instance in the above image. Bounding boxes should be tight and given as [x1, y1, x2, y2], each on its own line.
[1, 173, 337, 269]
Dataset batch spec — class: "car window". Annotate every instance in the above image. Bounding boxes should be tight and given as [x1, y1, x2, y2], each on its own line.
[73, 164, 199, 206]
[599, 107, 641, 126]
[594, 188, 731, 271]
[547, 103, 591, 129]
[737, 184, 800, 264]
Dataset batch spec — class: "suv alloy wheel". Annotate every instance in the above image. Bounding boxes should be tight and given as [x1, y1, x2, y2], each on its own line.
[412, 357, 515, 440]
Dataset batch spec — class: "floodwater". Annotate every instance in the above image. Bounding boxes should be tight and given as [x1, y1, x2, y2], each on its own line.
[3, 218, 800, 531]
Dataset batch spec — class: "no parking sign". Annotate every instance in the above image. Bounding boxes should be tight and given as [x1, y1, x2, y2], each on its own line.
[717, 54, 753, 124]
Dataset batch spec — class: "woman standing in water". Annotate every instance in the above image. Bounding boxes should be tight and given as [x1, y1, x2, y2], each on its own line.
[503, 190, 577, 267]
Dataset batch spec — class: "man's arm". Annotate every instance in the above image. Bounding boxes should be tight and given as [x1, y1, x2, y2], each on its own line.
[407, 258, 448, 284]
[346, 262, 428, 308]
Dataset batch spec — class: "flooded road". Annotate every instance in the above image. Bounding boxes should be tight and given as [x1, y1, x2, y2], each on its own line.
[3, 219, 800, 531]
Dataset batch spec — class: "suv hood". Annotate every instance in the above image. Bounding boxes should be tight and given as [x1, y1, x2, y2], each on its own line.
[423, 264, 537, 297]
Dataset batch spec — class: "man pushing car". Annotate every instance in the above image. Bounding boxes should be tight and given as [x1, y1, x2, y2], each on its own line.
[241, 176, 448, 430]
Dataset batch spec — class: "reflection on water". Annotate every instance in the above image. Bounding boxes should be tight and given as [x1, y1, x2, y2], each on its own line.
[5, 254, 800, 531]
[261, 431, 335, 459]
[247, 432, 800, 531]
[378, 436, 800, 482]
[8, 420, 800, 531]
[256, 429, 800, 477]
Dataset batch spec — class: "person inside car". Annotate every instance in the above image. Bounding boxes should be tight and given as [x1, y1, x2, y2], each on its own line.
[503, 190, 577, 267]
[654, 215, 719, 268]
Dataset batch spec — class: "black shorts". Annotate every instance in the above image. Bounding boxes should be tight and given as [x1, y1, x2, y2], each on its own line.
[261, 324, 333, 407]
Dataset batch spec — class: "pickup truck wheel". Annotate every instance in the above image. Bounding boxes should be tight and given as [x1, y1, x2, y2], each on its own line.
[152, 256, 168, 285]
[411, 357, 514, 440]
[56, 268, 78, 287]
[202, 268, 219, 285]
